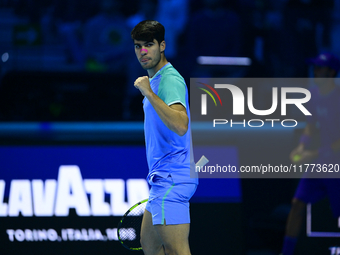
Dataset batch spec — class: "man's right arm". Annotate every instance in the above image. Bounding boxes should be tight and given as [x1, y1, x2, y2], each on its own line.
[290, 123, 317, 163]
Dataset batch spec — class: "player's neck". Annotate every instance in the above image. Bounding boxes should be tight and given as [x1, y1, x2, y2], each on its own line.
[147, 56, 168, 78]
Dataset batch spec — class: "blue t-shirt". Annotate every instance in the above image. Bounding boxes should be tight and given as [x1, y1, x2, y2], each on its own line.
[307, 85, 340, 160]
[143, 63, 198, 184]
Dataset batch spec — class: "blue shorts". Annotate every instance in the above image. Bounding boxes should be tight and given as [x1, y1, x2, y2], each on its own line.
[145, 174, 197, 225]
[294, 156, 340, 217]
[295, 178, 340, 217]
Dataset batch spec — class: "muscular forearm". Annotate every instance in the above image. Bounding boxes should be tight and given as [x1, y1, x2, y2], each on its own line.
[303, 123, 315, 137]
[298, 123, 316, 147]
[146, 92, 188, 136]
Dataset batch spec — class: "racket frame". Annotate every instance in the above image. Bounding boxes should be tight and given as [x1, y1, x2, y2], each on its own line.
[117, 198, 148, 250]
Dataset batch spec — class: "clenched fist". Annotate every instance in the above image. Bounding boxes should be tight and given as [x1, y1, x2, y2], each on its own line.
[134, 76, 153, 97]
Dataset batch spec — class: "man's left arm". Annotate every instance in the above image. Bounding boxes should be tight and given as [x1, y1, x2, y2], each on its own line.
[134, 76, 188, 136]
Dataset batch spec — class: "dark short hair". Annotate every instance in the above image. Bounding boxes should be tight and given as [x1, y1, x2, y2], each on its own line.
[131, 20, 165, 44]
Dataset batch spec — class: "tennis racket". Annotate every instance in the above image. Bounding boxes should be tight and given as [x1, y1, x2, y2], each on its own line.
[117, 155, 209, 251]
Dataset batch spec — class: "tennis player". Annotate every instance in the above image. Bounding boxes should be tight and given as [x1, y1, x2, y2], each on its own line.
[131, 20, 198, 255]
[281, 53, 340, 255]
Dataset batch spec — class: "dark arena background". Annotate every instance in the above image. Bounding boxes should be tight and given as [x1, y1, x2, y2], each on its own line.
[1, 0, 340, 254]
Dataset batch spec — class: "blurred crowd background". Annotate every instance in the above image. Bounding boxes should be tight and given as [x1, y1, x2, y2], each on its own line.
[0, 0, 339, 121]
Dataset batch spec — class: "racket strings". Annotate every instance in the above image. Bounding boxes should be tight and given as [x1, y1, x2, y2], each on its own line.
[118, 202, 147, 249]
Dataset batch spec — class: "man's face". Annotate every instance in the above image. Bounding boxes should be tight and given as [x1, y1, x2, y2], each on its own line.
[134, 39, 163, 70]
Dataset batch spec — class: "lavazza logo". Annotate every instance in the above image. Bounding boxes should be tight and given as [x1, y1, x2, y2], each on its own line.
[197, 82, 311, 128]
[0, 165, 149, 217]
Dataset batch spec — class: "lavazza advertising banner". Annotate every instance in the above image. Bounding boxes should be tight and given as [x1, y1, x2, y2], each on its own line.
[0, 145, 241, 255]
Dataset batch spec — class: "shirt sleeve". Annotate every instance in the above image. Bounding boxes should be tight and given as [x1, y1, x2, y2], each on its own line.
[157, 74, 187, 108]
